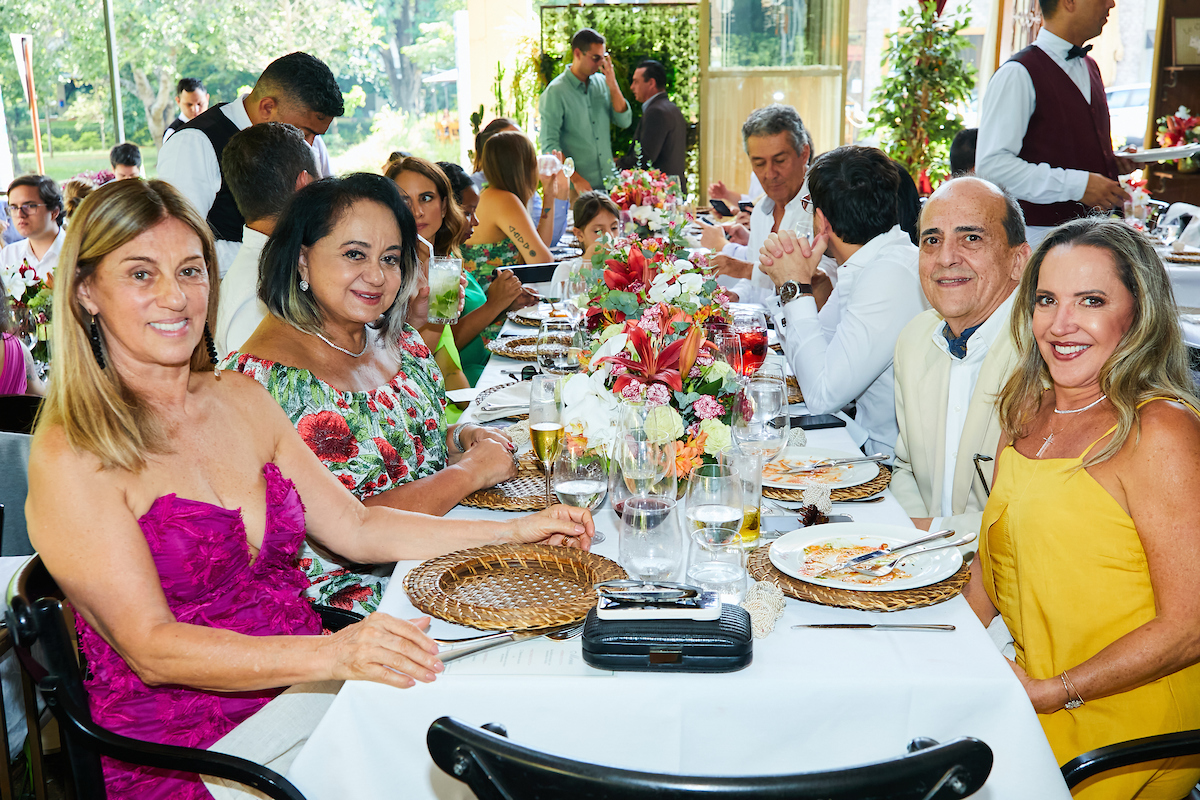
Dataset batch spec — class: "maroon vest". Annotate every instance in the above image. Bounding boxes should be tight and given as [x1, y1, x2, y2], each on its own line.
[1010, 45, 1119, 228]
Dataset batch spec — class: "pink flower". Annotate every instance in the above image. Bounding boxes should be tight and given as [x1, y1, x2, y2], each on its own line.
[687, 422, 701, 436]
[696, 350, 715, 367]
[693, 395, 725, 420]
[620, 380, 647, 401]
[646, 383, 670, 407]
[638, 315, 661, 335]
[688, 365, 703, 378]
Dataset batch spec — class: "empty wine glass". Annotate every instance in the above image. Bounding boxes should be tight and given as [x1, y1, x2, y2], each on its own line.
[553, 436, 609, 544]
[730, 306, 768, 377]
[537, 319, 583, 375]
[615, 402, 677, 500]
[618, 496, 682, 581]
[529, 375, 564, 508]
[562, 157, 575, 179]
[732, 375, 789, 463]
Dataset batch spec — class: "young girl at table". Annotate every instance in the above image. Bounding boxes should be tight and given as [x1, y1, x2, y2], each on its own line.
[550, 191, 623, 287]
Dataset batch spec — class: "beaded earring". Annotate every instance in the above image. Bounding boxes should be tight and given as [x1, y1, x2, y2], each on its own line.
[89, 316, 106, 369]
[204, 323, 220, 378]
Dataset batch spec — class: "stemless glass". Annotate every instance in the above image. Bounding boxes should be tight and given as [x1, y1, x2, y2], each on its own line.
[730, 306, 768, 377]
[685, 463, 743, 537]
[537, 319, 584, 375]
[732, 375, 790, 463]
[529, 375, 564, 507]
[687, 526, 748, 604]
[619, 496, 682, 581]
[553, 437, 609, 544]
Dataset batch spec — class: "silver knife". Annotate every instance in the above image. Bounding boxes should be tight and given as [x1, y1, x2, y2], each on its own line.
[791, 624, 955, 631]
[776, 453, 889, 474]
[810, 528, 956, 577]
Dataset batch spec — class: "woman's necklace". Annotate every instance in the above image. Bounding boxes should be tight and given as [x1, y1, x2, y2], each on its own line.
[1037, 394, 1108, 457]
[311, 329, 369, 358]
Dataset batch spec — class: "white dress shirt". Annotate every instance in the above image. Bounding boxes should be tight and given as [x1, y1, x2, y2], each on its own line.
[162, 113, 188, 144]
[929, 292, 1015, 530]
[215, 226, 269, 357]
[718, 186, 812, 307]
[0, 227, 66, 281]
[775, 225, 926, 457]
[977, 28, 1095, 245]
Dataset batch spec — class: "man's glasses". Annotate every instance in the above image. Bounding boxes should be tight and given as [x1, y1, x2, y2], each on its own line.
[12, 202, 45, 216]
[589, 52, 608, 63]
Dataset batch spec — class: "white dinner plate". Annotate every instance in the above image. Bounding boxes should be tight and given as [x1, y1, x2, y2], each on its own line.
[1118, 144, 1200, 163]
[514, 304, 553, 321]
[769, 523, 963, 592]
[760, 447, 880, 490]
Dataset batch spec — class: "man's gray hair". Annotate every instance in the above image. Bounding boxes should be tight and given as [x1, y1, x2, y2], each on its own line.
[742, 104, 812, 161]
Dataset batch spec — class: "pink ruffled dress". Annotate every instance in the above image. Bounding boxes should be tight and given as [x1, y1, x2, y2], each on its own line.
[0, 333, 27, 395]
[73, 463, 322, 799]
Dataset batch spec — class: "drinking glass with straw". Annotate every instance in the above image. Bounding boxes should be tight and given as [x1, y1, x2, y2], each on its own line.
[529, 375, 564, 508]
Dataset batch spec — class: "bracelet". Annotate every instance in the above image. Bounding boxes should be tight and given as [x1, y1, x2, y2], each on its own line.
[1061, 671, 1084, 710]
[452, 424, 468, 454]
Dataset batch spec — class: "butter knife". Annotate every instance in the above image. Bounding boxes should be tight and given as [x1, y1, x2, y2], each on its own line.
[810, 528, 956, 577]
[791, 624, 955, 631]
[776, 453, 888, 474]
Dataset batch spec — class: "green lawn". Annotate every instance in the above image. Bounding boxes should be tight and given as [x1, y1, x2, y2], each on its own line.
[15, 150, 158, 183]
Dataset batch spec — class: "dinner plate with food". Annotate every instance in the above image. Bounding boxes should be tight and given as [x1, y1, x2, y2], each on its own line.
[761, 447, 880, 490]
[768, 523, 963, 591]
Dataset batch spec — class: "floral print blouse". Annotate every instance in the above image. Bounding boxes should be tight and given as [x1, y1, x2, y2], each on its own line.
[224, 325, 448, 615]
[461, 238, 521, 285]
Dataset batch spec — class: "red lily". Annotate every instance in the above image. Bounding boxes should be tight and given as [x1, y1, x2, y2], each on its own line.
[603, 246, 650, 292]
[595, 324, 709, 393]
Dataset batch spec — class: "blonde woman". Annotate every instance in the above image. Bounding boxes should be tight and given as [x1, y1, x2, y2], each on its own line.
[26, 179, 592, 799]
[964, 218, 1200, 799]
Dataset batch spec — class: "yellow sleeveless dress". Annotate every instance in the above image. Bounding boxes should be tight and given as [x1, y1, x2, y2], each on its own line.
[980, 400, 1200, 800]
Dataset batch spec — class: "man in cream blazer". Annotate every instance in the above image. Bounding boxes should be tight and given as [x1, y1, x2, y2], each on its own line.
[892, 177, 1031, 543]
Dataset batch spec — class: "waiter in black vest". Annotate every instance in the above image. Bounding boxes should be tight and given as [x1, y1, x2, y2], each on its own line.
[157, 52, 344, 277]
[977, 0, 1133, 247]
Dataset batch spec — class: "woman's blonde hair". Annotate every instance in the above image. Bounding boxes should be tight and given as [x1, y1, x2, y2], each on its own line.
[38, 179, 219, 472]
[481, 131, 537, 205]
[384, 156, 467, 257]
[998, 217, 1198, 467]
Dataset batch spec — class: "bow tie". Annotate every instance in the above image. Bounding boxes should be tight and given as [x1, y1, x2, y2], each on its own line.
[1066, 44, 1093, 60]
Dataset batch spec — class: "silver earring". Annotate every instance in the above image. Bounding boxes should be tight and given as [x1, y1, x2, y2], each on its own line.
[299, 279, 309, 292]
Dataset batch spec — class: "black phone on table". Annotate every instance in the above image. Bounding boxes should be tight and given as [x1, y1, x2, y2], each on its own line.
[791, 414, 846, 430]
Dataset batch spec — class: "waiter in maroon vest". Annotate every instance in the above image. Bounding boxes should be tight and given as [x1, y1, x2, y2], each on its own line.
[977, 0, 1132, 246]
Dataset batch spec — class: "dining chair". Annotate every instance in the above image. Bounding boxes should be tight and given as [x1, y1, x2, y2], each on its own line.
[6, 555, 361, 800]
[0, 395, 41, 435]
[1061, 731, 1200, 794]
[427, 717, 993, 799]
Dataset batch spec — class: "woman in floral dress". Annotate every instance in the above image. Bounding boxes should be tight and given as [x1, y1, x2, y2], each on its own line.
[226, 174, 522, 614]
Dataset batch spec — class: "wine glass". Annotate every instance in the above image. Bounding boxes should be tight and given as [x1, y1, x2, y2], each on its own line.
[615, 402, 677, 500]
[562, 157, 575, 180]
[732, 375, 790, 463]
[731, 306, 768, 377]
[529, 375, 564, 508]
[537, 319, 583, 375]
[618, 496, 682, 581]
[684, 463, 743, 541]
[553, 437, 609, 544]
[708, 325, 743, 379]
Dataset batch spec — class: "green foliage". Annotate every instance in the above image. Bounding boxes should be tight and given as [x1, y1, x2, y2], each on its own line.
[401, 22, 456, 74]
[330, 109, 461, 174]
[535, 3, 700, 191]
[867, 0, 975, 189]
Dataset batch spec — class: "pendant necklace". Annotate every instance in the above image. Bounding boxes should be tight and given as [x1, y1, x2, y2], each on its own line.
[311, 329, 369, 358]
[1037, 394, 1107, 457]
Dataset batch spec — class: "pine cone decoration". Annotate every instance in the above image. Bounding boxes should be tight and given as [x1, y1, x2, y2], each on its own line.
[798, 504, 829, 527]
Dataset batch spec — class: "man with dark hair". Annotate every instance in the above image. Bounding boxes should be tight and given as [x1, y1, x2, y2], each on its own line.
[157, 51, 344, 277]
[0, 175, 65, 281]
[539, 27, 632, 192]
[109, 142, 143, 180]
[977, 0, 1132, 246]
[758, 146, 926, 456]
[617, 59, 687, 190]
[892, 176, 1030, 542]
[162, 78, 210, 143]
[215, 122, 316, 355]
[949, 128, 978, 175]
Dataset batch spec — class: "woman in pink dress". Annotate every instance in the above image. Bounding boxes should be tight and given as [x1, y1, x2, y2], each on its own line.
[0, 297, 45, 395]
[24, 179, 594, 799]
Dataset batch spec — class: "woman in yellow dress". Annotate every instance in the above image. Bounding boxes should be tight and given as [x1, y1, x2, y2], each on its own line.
[964, 217, 1200, 799]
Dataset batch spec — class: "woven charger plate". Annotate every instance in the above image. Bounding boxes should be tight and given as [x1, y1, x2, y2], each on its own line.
[405, 544, 627, 631]
[476, 382, 529, 421]
[748, 542, 969, 612]
[762, 464, 891, 502]
[487, 336, 540, 361]
[506, 310, 543, 327]
[460, 455, 548, 511]
[786, 375, 803, 404]
[1165, 252, 1200, 265]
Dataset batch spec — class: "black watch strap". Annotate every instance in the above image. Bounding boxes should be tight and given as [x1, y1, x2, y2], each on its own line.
[779, 280, 813, 305]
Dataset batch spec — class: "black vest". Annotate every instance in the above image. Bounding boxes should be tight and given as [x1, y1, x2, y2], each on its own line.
[179, 102, 244, 242]
[163, 117, 188, 140]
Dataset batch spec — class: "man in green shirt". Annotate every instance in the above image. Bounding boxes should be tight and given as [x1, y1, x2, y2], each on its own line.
[539, 28, 633, 192]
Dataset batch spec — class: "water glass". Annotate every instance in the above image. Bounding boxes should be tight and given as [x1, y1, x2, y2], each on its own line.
[553, 438, 608, 544]
[537, 153, 563, 178]
[720, 448, 764, 549]
[619, 496, 683, 581]
[687, 526, 748, 604]
[732, 376, 789, 462]
[427, 257, 463, 324]
[537, 319, 583, 375]
[615, 402, 678, 500]
[684, 464, 743, 539]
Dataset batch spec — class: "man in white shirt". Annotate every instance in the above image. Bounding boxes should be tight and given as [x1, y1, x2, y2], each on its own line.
[0, 175, 65, 281]
[215, 123, 316, 356]
[162, 78, 210, 143]
[892, 177, 1031, 539]
[758, 146, 927, 456]
[976, 0, 1130, 246]
[157, 52, 343, 278]
[713, 104, 819, 308]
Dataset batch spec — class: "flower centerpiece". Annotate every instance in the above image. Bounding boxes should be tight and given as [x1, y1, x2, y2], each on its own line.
[1, 257, 53, 364]
[609, 167, 686, 237]
[1157, 106, 1200, 172]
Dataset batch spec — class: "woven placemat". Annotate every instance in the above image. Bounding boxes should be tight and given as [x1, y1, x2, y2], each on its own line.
[476, 382, 529, 421]
[506, 310, 543, 327]
[762, 464, 891, 502]
[748, 542, 969, 612]
[1165, 252, 1200, 265]
[786, 376, 803, 405]
[486, 336, 540, 361]
[460, 455, 549, 511]
[405, 544, 626, 630]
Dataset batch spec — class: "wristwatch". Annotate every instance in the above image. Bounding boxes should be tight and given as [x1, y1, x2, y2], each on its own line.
[779, 280, 813, 305]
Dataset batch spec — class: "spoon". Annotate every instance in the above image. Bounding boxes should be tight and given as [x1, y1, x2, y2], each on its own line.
[850, 533, 978, 578]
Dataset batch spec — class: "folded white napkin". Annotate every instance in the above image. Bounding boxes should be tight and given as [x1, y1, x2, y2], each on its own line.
[474, 382, 531, 422]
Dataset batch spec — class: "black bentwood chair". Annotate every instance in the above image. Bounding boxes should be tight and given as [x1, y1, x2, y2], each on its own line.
[1061, 731, 1200, 794]
[7, 555, 362, 800]
[427, 717, 993, 800]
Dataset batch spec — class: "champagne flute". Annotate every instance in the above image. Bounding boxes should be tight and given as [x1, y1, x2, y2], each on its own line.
[529, 375, 564, 508]
[553, 437, 609, 544]
[731, 306, 769, 377]
[732, 375, 789, 463]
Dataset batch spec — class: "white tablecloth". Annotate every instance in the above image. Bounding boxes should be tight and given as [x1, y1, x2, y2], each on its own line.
[285, 322, 1072, 800]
